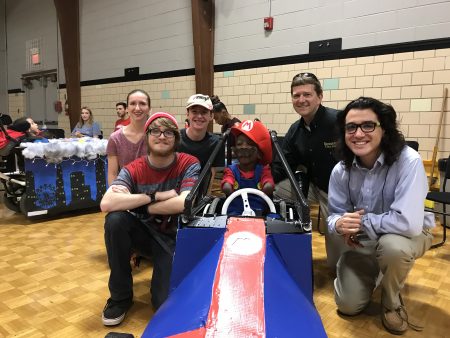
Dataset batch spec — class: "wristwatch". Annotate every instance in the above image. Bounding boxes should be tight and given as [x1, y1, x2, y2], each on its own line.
[146, 192, 156, 204]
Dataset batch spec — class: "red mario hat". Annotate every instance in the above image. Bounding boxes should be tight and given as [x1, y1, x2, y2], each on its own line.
[145, 112, 178, 132]
[231, 120, 272, 165]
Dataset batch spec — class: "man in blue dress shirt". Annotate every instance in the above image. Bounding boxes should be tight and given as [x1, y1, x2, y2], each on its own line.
[327, 97, 434, 335]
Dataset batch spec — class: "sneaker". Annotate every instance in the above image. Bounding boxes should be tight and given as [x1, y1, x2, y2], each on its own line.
[102, 298, 133, 326]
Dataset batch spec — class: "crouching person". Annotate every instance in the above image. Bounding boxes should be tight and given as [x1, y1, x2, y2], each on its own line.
[327, 97, 434, 335]
[100, 112, 200, 326]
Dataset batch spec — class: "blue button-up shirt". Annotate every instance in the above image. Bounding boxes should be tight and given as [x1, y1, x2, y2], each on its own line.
[328, 146, 435, 240]
[71, 122, 101, 138]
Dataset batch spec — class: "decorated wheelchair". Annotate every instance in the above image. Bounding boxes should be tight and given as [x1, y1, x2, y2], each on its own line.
[0, 117, 108, 217]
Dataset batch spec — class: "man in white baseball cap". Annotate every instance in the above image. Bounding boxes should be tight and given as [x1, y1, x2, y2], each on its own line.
[185, 93, 213, 110]
[178, 94, 225, 194]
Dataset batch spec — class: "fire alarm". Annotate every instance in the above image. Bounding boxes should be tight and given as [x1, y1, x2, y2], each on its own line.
[264, 17, 273, 31]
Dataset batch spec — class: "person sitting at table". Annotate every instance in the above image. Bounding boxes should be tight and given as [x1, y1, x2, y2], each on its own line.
[71, 106, 101, 138]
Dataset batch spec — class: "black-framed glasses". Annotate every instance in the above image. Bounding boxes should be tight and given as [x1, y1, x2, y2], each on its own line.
[293, 72, 319, 81]
[345, 121, 381, 134]
[148, 128, 176, 138]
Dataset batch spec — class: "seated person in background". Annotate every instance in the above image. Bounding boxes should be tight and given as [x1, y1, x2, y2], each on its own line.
[2, 117, 49, 168]
[71, 106, 101, 138]
[114, 101, 130, 131]
[9, 117, 49, 142]
[222, 120, 274, 215]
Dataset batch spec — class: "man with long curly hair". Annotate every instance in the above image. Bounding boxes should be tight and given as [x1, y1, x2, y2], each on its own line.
[327, 97, 434, 335]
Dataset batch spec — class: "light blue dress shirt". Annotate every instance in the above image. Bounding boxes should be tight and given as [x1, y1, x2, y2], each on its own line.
[71, 122, 101, 137]
[328, 146, 435, 240]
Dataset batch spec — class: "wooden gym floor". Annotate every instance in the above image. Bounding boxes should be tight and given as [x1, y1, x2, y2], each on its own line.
[0, 200, 449, 337]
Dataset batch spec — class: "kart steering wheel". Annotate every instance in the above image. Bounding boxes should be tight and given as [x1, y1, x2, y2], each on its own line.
[221, 188, 276, 216]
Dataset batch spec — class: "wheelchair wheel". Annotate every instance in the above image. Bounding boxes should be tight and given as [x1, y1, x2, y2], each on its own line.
[19, 193, 28, 215]
[3, 193, 21, 212]
[5, 178, 25, 197]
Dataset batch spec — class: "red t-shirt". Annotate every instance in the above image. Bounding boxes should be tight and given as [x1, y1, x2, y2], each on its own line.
[114, 117, 131, 131]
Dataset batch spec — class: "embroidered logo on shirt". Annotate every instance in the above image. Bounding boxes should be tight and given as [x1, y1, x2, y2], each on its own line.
[323, 141, 336, 149]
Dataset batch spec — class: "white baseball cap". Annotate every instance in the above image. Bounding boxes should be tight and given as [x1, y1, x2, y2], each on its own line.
[186, 94, 213, 110]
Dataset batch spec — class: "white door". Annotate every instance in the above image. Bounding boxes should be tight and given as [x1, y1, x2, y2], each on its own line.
[24, 72, 58, 128]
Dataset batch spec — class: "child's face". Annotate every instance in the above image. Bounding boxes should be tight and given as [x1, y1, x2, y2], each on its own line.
[234, 134, 260, 165]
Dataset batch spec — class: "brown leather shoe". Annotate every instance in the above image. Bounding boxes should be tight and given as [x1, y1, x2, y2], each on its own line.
[382, 305, 423, 335]
[382, 307, 408, 335]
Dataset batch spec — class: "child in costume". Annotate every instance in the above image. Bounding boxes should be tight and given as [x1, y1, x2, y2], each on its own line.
[221, 120, 274, 215]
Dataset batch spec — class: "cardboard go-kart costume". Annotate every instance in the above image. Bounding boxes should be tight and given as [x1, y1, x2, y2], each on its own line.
[142, 119, 326, 338]
[223, 120, 274, 216]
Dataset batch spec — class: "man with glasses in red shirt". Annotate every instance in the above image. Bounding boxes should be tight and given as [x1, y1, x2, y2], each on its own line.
[272, 72, 344, 268]
[100, 112, 200, 326]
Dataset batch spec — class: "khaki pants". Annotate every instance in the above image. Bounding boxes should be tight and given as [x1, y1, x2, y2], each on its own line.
[334, 230, 433, 314]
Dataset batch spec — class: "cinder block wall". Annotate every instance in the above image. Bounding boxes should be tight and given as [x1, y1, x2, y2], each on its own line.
[10, 47, 450, 160]
[214, 48, 450, 161]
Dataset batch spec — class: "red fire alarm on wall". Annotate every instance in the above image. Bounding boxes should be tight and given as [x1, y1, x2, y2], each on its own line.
[264, 17, 273, 31]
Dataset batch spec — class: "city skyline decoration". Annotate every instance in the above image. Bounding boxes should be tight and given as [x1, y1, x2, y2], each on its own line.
[23, 156, 107, 214]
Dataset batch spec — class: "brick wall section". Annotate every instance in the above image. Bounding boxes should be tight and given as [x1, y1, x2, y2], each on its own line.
[214, 48, 450, 161]
[9, 48, 450, 160]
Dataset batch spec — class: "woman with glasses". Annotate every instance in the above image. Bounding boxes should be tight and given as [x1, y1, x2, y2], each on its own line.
[106, 89, 150, 185]
[327, 97, 433, 335]
[271, 71, 343, 268]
